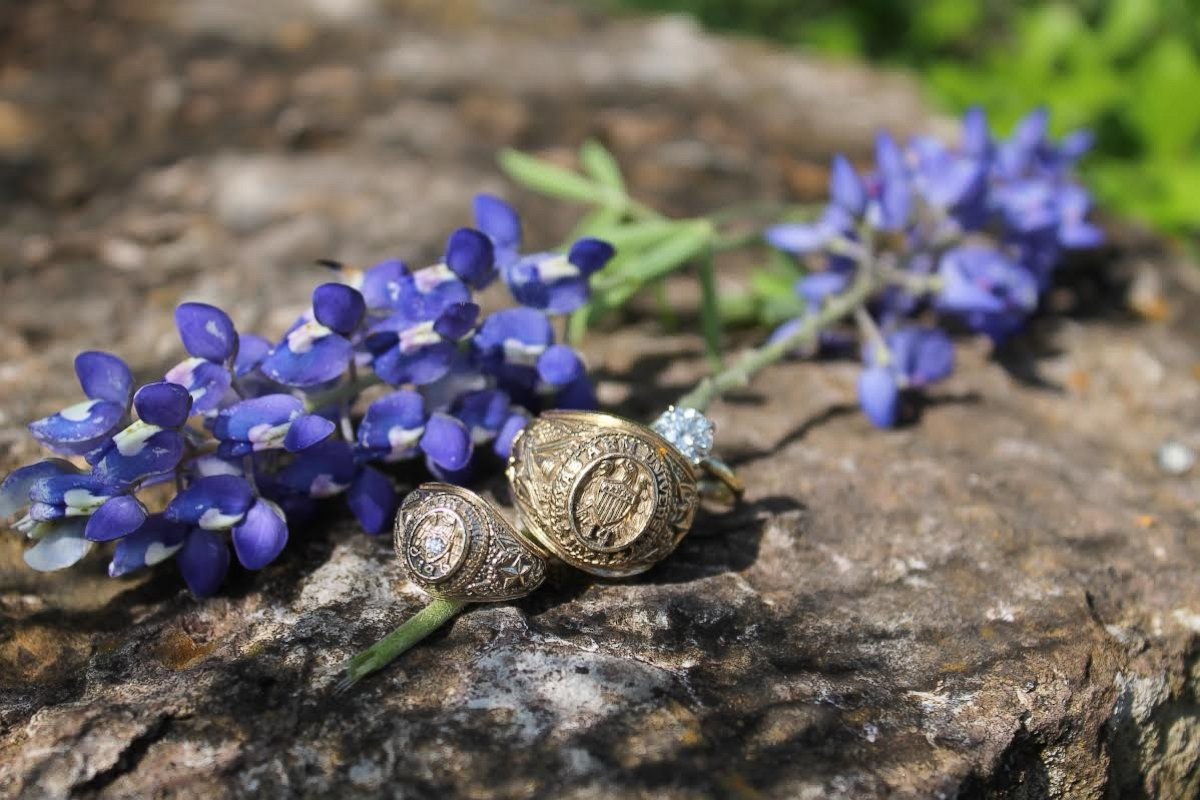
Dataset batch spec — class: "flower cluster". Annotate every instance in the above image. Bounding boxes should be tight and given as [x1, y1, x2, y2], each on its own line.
[1, 196, 614, 595]
[765, 108, 1102, 428]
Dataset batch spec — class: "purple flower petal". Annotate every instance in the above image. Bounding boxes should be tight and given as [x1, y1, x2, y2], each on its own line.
[178, 528, 231, 597]
[1058, 129, 1094, 163]
[176, 302, 238, 363]
[84, 495, 148, 542]
[474, 308, 554, 368]
[372, 340, 457, 387]
[474, 194, 523, 268]
[433, 302, 480, 341]
[1059, 221, 1104, 249]
[358, 391, 426, 460]
[29, 399, 125, 456]
[554, 376, 599, 411]
[536, 275, 591, 315]
[166, 357, 233, 414]
[214, 394, 304, 452]
[796, 272, 851, 306]
[420, 412, 473, 471]
[282, 413, 336, 453]
[887, 328, 955, 387]
[765, 222, 833, 255]
[493, 412, 529, 460]
[277, 439, 356, 497]
[537, 345, 584, 387]
[347, 466, 397, 535]
[232, 498, 289, 569]
[134, 381, 193, 429]
[830, 154, 867, 216]
[260, 330, 353, 388]
[444, 227, 496, 289]
[109, 515, 188, 576]
[359, 259, 411, 310]
[961, 107, 991, 158]
[312, 283, 366, 336]
[75, 351, 133, 405]
[234, 334, 272, 377]
[403, 270, 472, 321]
[568, 238, 616, 276]
[875, 131, 907, 180]
[30, 473, 115, 515]
[24, 518, 92, 572]
[425, 455, 474, 485]
[91, 429, 186, 489]
[166, 474, 256, 530]
[452, 389, 510, 443]
[858, 366, 900, 429]
[0, 459, 79, 519]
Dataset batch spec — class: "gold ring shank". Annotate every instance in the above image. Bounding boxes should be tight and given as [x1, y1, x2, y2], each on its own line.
[697, 457, 744, 507]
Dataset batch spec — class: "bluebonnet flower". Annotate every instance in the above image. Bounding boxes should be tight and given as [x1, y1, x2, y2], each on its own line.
[262, 439, 398, 535]
[3, 192, 614, 594]
[367, 301, 480, 387]
[472, 307, 596, 410]
[858, 327, 955, 429]
[212, 394, 335, 458]
[936, 246, 1038, 342]
[356, 390, 428, 462]
[29, 352, 132, 457]
[165, 303, 239, 414]
[761, 106, 1103, 428]
[3, 382, 193, 569]
[475, 194, 616, 314]
[109, 515, 188, 577]
[261, 284, 368, 388]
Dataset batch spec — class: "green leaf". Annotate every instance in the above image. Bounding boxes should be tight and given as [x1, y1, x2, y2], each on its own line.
[498, 149, 615, 206]
[1018, 4, 1084, 74]
[697, 251, 723, 370]
[569, 205, 625, 241]
[579, 140, 626, 193]
[717, 291, 758, 326]
[584, 218, 684, 253]
[1127, 37, 1200, 157]
[592, 220, 713, 292]
[750, 268, 805, 326]
[1098, 0, 1159, 57]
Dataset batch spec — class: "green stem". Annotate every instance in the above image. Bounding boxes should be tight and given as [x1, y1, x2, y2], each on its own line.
[675, 271, 877, 412]
[336, 598, 469, 692]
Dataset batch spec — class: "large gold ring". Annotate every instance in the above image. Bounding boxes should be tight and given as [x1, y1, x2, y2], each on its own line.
[506, 407, 737, 578]
[394, 483, 547, 602]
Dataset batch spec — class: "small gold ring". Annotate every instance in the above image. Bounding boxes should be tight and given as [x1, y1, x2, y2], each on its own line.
[395, 483, 547, 602]
[697, 457, 744, 507]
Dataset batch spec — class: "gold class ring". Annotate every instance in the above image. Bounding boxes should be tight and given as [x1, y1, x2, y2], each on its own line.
[395, 483, 547, 602]
[506, 407, 737, 578]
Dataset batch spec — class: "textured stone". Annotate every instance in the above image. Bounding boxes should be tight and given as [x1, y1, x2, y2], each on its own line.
[1, 1, 1199, 798]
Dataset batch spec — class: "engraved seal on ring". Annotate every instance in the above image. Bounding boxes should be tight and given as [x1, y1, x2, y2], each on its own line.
[406, 507, 469, 583]
[569, 453, 658, 552]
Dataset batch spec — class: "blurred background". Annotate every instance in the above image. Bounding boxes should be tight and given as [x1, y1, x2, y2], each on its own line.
[611, 0, 1200, 237]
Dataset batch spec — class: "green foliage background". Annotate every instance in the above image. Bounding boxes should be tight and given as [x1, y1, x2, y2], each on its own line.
[611, 0, 1200, 236]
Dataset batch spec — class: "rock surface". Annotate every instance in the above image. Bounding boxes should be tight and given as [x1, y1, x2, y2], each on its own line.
[1, 1, 1199, 798]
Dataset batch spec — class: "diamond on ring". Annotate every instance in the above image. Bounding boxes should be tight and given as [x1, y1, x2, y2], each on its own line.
[650, 406, 715, 465]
